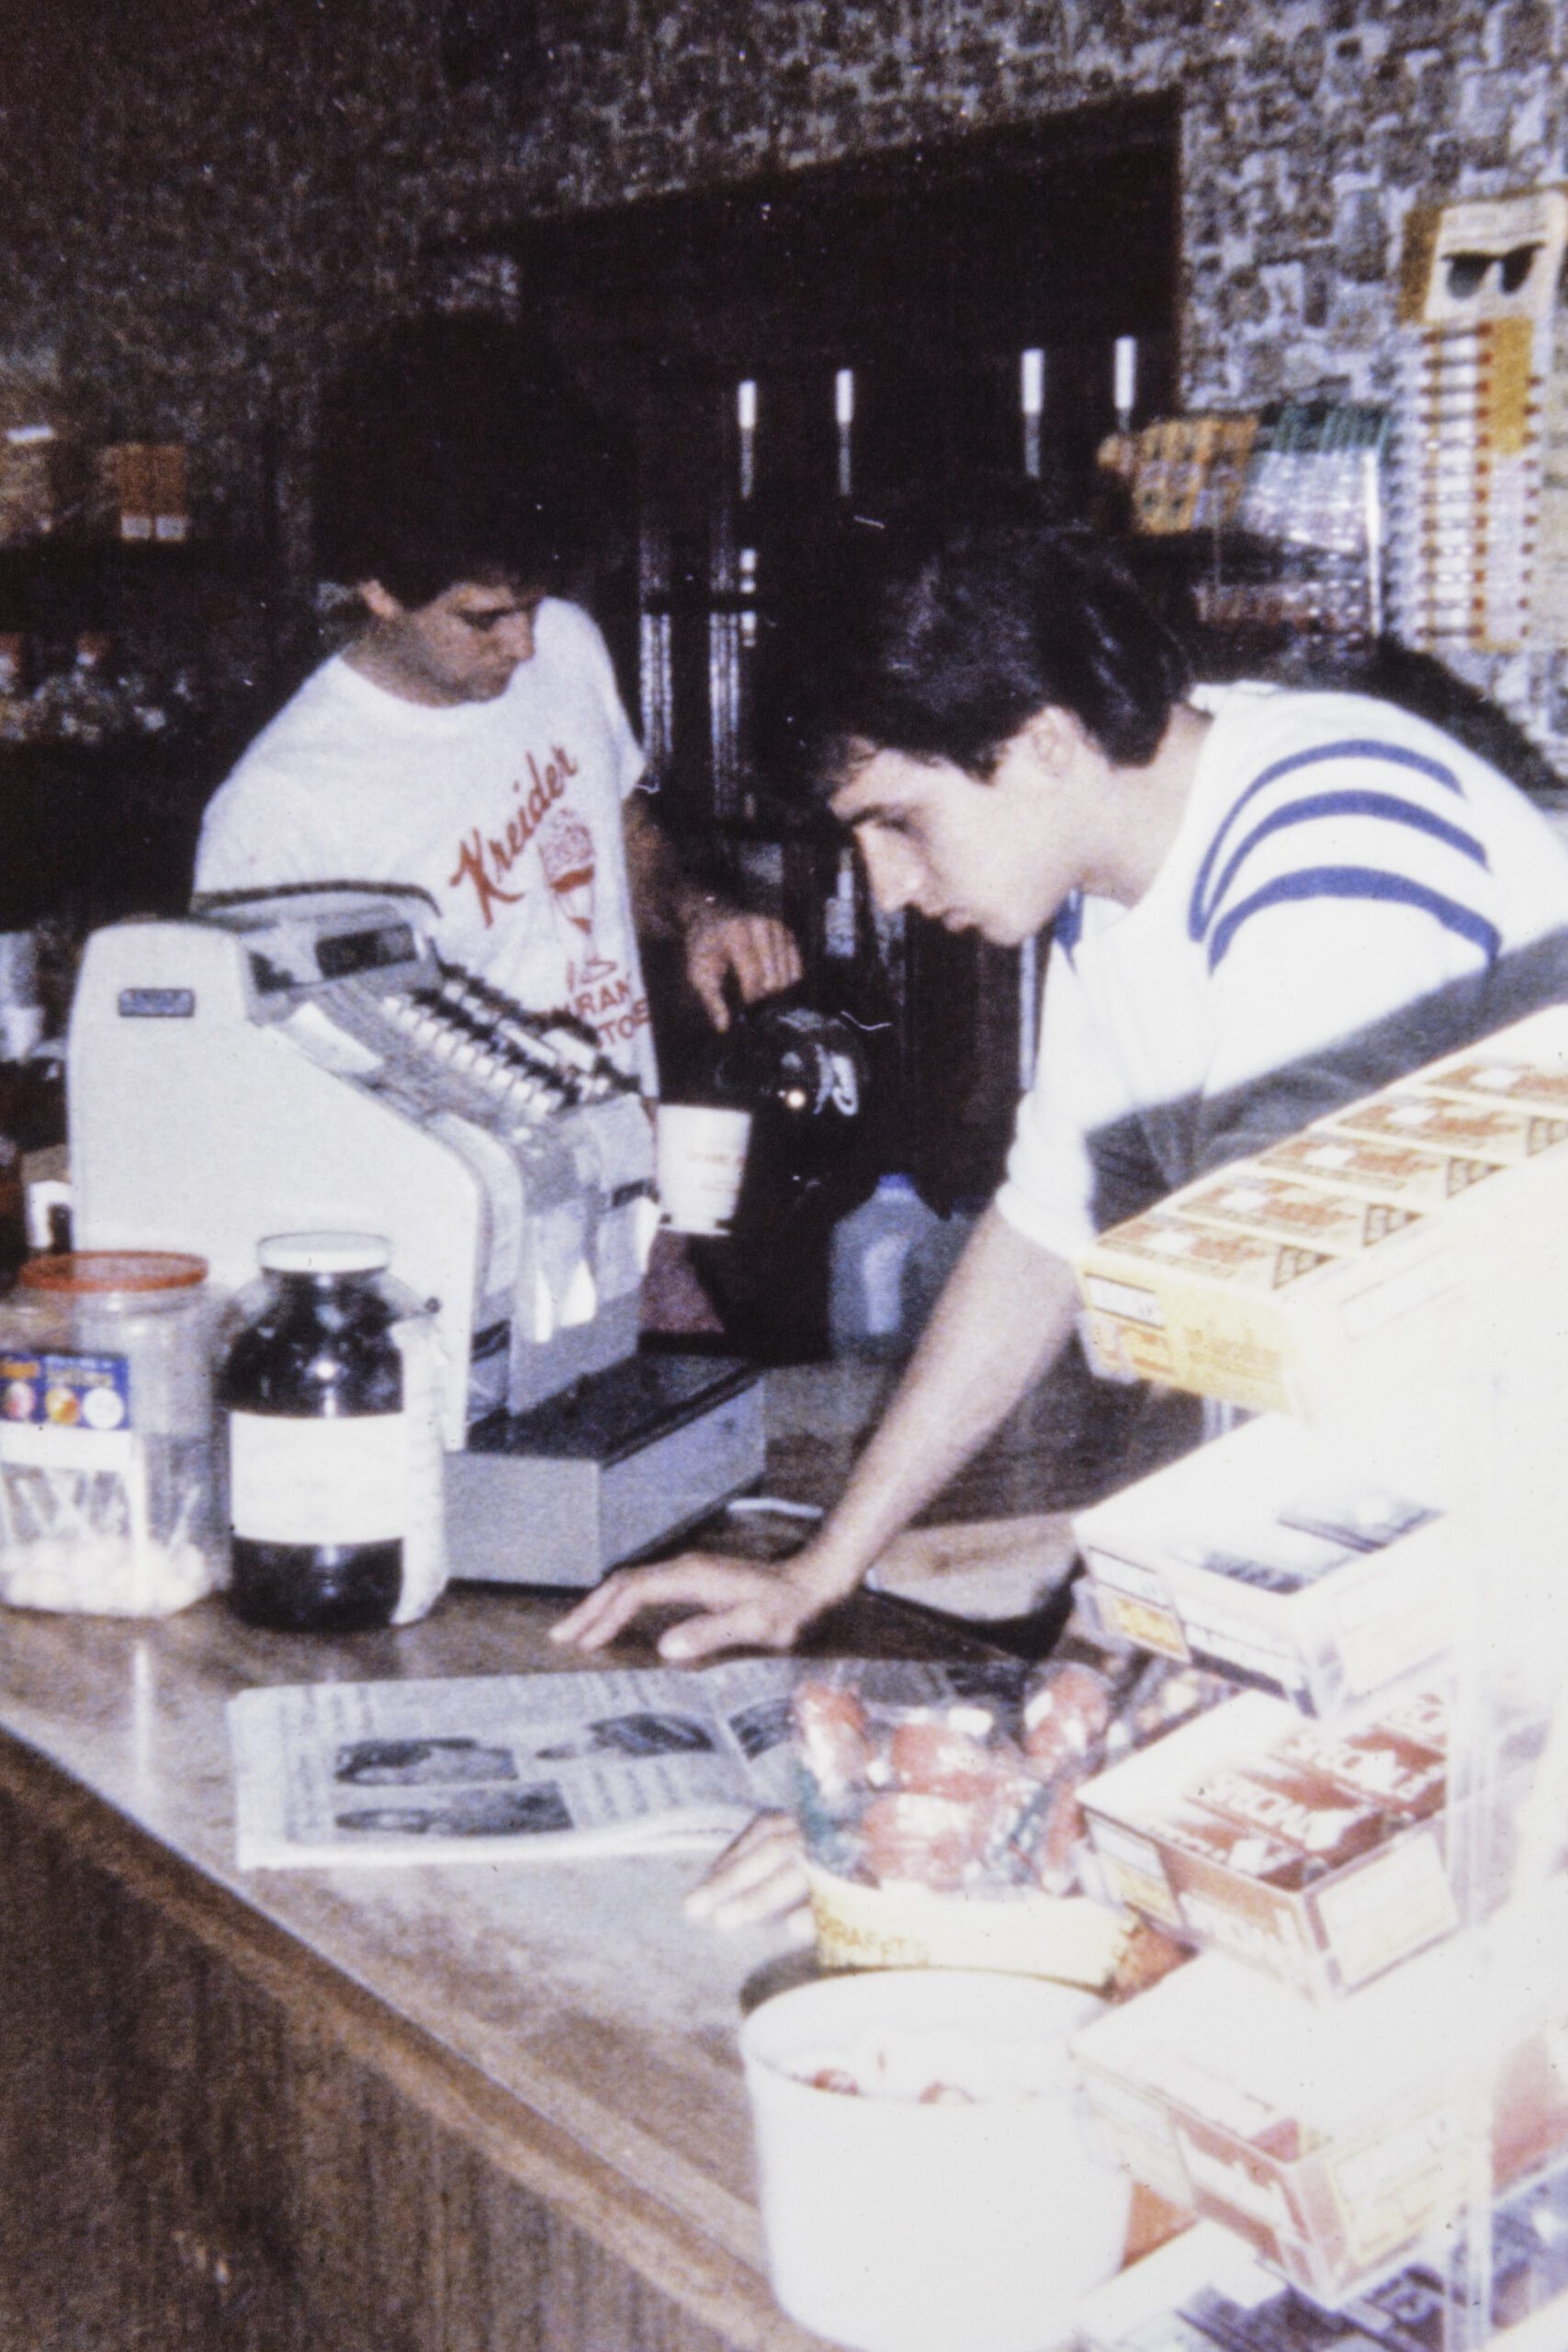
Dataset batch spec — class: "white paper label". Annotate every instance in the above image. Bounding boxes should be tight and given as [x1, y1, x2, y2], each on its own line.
[229, 1412, 406, 1546]
[388, 1319, 446, 1623]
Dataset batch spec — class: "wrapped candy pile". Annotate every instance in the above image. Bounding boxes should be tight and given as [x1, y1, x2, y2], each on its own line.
[791, 1651, 1232, 1903]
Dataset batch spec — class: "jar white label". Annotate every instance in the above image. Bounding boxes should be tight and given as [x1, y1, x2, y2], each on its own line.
[229, 1412, 407, 1547]
[388, 1318, 447, 1623]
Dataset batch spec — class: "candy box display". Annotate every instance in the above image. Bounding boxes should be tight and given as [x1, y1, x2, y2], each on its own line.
[1077, 1685, 1453, 2001]
[1074, 1012, 1568, 1433]
[1069, 1905, 1568, 2308]
[791, 1649, 1228, 1987]
[1074, 1414, 1450, 1715]
[1075, 1194, 1418, 1419]
[1330, 1091, 1568, 1168]
[1175, 1170, 1421, 1256]
[1074, 2154, 1568, 2352]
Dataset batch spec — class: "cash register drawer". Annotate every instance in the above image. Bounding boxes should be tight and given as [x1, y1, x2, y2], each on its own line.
[445, 1353, 766, 1589]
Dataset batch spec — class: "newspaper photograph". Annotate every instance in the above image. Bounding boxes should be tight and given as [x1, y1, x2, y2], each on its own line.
[228, 1658, 814, 1869]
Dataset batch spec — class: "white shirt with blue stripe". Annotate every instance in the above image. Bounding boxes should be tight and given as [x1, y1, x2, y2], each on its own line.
[997, 682, 1568, 1263]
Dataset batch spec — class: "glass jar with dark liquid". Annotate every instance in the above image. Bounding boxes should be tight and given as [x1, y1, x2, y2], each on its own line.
[219, 1232, 445, 1634]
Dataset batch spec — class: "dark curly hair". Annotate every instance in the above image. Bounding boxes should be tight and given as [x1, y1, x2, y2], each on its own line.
[816, 491, 1191, 783]
[312, 313, 621, 605]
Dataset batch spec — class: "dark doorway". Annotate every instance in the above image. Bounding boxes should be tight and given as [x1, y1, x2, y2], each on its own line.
[432, 94, 1182, 1204]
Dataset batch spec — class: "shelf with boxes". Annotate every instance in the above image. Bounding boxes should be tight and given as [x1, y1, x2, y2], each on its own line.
[1053, 1007, 1568, 2346]
[0, 530, 284, 931]
[1100, 398, 1390, 675]
[0, 537, 278, 754]
[0, 384, 286, 764]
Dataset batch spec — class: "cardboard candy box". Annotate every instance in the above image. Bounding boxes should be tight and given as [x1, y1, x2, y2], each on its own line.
[1074, 1414, 1450, 1717]
[1070, 1894, 1568, 2307]
[1256, 1124, 1499, 1209]
[1075, 1010, 1568, 1429]
[1073, 2158, 1568, 2352]
[1076, 1687, 1453, 2003]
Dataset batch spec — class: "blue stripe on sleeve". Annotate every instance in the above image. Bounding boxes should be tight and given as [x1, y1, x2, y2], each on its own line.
[1206, 866, 1502, 972]
[1195, 790, 1490, 942]
[1190, 738, 1466, 944]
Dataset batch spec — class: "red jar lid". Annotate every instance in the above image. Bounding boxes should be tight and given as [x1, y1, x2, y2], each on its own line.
[19, 1250, 209, 1295]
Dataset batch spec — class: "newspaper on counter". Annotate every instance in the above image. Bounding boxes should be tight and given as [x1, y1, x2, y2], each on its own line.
[229, 1656, 1036, 1871]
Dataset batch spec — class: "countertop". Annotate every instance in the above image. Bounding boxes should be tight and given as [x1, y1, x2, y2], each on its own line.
[0, 1352, 1185, 2348]
[0, 1583, 868, 2346]
[0, 1332, 1096, 2352]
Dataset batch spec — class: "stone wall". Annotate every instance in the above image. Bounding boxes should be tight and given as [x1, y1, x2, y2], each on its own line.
[1, 0, 1564, 751]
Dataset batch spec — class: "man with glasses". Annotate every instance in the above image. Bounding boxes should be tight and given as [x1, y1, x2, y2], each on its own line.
[195, 330, 799, 1085]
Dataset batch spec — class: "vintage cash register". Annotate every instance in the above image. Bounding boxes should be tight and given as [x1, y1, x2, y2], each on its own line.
[66, 888, 765, 1585]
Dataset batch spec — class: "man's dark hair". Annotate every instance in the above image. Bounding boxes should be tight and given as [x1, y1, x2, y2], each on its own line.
[820, 493, 1192, 782]
[313, 314, 622, 605]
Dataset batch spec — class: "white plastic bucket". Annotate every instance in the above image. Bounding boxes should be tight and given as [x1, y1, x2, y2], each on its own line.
[739, 1967, 1130, 2352]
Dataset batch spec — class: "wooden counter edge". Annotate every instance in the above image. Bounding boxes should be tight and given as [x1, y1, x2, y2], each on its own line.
[0, 1722, 818, 2352]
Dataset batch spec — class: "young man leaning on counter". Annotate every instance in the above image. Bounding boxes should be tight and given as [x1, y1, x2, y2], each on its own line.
[554, 501, 1568, 1917]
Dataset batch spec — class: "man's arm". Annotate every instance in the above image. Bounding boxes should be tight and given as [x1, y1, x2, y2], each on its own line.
[622, 793, 801, 1030]
[552, 1204, 1083, 1659]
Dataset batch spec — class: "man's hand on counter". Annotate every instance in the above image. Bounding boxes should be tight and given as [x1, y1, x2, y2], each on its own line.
[549, 1546, 845, 1661]
[683, 1810, 812, 1939]
[682, 904, 802, 1033]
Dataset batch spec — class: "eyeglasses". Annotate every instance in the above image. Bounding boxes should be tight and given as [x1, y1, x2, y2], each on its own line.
[1444, 243, 1543, 300]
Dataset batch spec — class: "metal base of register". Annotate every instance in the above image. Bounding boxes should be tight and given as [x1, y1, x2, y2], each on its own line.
[445, 1351, 766, 1589]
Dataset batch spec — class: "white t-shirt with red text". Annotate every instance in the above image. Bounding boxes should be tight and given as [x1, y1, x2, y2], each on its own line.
[194, 599, 656, 1089]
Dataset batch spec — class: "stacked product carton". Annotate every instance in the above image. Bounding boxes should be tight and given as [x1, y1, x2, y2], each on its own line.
[1072, 1413, 1450, 1716]
[1061, 1009, 1568, 2341]
[1074, 1006, 1568, 1490]
[1075, 2177, 1568, 2352]
[1072, 1883, 1568, 2303]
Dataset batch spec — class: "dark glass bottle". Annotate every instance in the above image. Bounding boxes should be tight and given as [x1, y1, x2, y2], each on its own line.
[220, 1234, 407, 1634]
[694, 1001, 878, 1361]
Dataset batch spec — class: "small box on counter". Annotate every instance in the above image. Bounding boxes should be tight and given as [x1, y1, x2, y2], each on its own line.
[1077, 1687, 1453, 2000]
[1069, 1895, 1568, 2308]
[1074, 1414, 1449, 1714]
